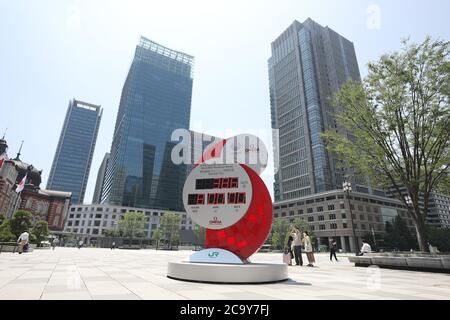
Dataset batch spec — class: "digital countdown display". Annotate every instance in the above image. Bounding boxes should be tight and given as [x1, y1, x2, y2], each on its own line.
[183, 163, 252, 229]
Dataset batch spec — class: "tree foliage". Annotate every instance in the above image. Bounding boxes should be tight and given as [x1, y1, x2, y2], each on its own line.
[323, 37, 450, 251]
[31, 220, 49, 246]
[118, 212, 146, 240]
[10, 210, 33, 239]
[159, 212, 181, 249]
[0, 219, 14, 242]
[152, 228, 162, 248]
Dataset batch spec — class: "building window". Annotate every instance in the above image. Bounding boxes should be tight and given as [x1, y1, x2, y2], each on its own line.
[361, 224, 366, 230]
[341, 213, 346, 219]
[340, 203, 345, 209]
[319, 224, 326, 230]
[329, 214, 336, 220]
[70, 208, 75, 212]
[94, 221, 100, 227]
[307, 208, 313, 213]
[330, 223, 337, 229]
[281, 212, 286, 217]
[360, 214, 365, 221]
[289, 211, 294, 216]
[308, 216, 314, 222]
[366, 206, 371, 212]
[358, 205, 364, 211]
[328, 204, 335, 211]
[310, 225, 315, 231]
[95, 214, 102, 219]
[318, 215, 324, 221]
[92, 229, 99, 235]
[343, 223, 348, 228]
[298, 209, 304, 215]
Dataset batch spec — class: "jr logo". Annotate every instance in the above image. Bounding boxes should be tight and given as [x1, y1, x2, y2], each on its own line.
[208, 251, 219, 258]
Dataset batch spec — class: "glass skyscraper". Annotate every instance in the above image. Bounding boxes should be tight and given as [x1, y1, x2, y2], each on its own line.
[269, 19, 361, 202]
[47, 99, 102, 204]
[101, 37, 193, 211]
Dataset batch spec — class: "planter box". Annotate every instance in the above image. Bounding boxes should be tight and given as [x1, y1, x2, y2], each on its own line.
[371, 256, 408, 268]
[348, 256, 372, 266]
[406, 257, 443, 269]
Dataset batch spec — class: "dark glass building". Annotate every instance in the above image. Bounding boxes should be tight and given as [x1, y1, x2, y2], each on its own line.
[47, 99, 102, 204]
[92, 152, 110, 204]
[101, 37, 193, 211]
[269, 19, 361, 202]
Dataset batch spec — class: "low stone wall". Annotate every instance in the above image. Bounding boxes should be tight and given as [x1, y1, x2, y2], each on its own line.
[348, 254, 450, 273]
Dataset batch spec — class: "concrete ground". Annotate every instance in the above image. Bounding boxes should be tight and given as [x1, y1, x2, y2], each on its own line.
[0, 247, 449, 300]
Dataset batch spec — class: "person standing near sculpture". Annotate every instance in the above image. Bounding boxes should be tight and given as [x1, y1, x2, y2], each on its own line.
[303, 231, 315, 267]
[291, 226, 303, 266]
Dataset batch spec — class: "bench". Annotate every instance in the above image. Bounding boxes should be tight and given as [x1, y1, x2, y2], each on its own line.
[348, 254, 450, 273]
[0, 242, 19, 253]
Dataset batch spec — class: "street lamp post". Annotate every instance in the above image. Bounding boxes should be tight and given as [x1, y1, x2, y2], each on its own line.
[343, 181, 359, 255]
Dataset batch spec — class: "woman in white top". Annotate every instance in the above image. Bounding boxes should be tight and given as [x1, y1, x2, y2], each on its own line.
[302, 231, 315, 267]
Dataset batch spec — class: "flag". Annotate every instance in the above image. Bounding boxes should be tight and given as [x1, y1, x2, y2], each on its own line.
[16, 174, 27, 193]
[0, 152, 7, 169]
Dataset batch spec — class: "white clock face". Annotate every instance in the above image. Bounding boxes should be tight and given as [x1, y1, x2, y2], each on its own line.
[203, 134, 268, 174]
[183, 163, 252, 229]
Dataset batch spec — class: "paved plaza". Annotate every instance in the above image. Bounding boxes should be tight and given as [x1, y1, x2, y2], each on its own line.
[0, 247, 449, 300]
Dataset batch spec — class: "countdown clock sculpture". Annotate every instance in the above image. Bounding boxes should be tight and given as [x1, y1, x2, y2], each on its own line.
[167, 134, 288, 283]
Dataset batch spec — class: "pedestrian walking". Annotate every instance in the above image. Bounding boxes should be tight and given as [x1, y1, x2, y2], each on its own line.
[17, 231, 29, 254]
[303, 231, 315, 267]
[78, 240, 83, 249]
[329, 238, 339, 262]
[52, 238, 59, 250]
[111, 242, 116, 250]
[290, 226, 303, 266]
[285, 234, 294, 266]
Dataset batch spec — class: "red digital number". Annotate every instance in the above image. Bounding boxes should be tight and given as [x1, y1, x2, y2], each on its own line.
[220, 178, 229, 189]
[217, 193, 225, 204]
[237, 192, 246, 204]
[213, 178, 221, 189]
[196, 194, 205, 205]
[230, 177, 238, 188]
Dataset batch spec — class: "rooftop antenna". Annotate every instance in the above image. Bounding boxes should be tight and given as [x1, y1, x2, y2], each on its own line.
[2, 128, 7, 139]
[15, 140, 24, 160]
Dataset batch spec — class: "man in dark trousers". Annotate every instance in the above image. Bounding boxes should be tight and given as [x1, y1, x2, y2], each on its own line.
[291, 226, 303, 266]
[329, 238, 339, 261]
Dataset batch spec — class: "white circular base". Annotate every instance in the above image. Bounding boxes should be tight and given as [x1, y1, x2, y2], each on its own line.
[167, 261, 288, 284]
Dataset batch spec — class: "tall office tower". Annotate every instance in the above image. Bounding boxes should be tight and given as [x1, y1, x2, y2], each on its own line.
[47, 99, 102, 204]
[92, 153, 110, 204]
[101, 37, 194, 211]
[269, 19, 361, 202]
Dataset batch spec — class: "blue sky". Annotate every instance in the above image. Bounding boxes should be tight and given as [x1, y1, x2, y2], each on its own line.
[1, 0, 449, 203]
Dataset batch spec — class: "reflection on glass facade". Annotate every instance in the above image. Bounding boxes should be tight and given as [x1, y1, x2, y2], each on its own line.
[47, 99, 102, 204]
[269, 19, 361, 202]
[101, 37, 193, 211]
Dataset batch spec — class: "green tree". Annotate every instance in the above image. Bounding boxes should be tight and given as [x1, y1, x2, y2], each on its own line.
[10, 210, 33, 238]
[270, 218, 290, 250]
[159, 212, 181, 250]
[426, 226, 450, 252]
[323, 37, 450, 252]
[31, 220, 49, 246]
[118, 212, 147, 246]
[0, 219, 14, 242]
[377, 217, 417, 251]
[193, 224, 206, 248]
[152, 229, 162, 250]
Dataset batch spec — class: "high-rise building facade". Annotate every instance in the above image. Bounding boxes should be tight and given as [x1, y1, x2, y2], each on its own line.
[47, 99, 102, 204]
[101, 37, 194, 211]
[269, 19, 361, 202]
[92, 153, 110, 204]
